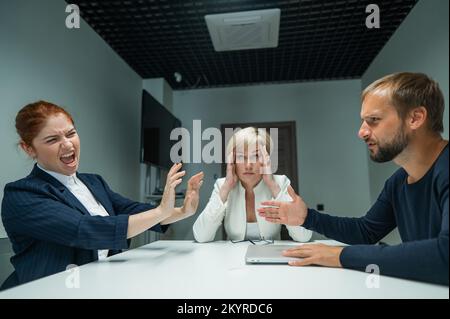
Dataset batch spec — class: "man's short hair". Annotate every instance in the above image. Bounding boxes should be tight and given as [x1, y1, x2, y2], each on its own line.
[362, 72, 445, 133]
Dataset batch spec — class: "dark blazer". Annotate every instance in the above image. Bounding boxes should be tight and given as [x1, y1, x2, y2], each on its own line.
[1, 164, 166, 290]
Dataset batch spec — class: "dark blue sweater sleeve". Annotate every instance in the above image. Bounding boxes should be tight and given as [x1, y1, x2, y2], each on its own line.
[97, 175, 168, 233]
[303, 187, 397, 245]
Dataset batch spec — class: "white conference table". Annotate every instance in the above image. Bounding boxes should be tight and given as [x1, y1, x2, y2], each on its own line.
[0, 240, 448, 299]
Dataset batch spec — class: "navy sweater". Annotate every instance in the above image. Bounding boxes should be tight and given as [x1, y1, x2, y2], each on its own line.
[303, 144, 449, 285]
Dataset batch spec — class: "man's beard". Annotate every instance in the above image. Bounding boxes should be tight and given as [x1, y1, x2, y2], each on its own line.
[369, 127, 409, 163]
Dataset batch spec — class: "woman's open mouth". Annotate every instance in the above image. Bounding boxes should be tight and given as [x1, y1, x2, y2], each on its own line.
[60, 152, 76, 166]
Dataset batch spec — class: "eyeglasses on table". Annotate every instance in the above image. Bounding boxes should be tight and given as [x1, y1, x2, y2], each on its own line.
[230, 237, 274, 245]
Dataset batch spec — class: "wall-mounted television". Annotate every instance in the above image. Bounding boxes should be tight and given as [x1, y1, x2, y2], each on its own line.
[140, 90, 181, 169]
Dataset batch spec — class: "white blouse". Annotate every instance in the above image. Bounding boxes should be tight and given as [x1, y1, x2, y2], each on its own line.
[245, 222, 261, 240]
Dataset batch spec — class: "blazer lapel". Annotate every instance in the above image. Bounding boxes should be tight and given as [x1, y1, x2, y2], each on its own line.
[31, 164, 90, 215]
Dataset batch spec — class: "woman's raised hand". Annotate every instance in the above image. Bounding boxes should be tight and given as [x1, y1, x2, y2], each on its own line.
[225, 151, 238, 189]
[182, 171, 204, 216]
[259, 144, 280, 198]
[159, 163, 185, 217]
[219, 152, 238, 202]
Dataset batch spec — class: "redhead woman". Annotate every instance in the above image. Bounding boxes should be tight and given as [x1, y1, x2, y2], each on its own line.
[193, 127, 312, 243]
[1, 100, 203, 290]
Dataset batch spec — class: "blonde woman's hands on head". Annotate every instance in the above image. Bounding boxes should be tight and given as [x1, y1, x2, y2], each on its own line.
[259, 144, 280, 198]
[257, 186, 308, 226]
[181, 171, 204, 216]
[219, 152, 238, 203]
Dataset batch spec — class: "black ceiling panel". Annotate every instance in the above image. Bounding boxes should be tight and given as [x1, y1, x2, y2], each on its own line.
[67, 0, 418, 90]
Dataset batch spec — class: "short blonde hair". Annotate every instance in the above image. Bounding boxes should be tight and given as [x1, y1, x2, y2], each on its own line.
[225, 127, 272, 158]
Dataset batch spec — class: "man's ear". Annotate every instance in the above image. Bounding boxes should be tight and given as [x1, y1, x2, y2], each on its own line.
[408, 106, 427, 131]
[19, 141, 36, 158]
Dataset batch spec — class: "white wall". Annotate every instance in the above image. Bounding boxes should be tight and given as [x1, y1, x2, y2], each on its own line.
[361, 0, 449, 244]
[173, 80, 372, 240]
[0, 0, 144, 238]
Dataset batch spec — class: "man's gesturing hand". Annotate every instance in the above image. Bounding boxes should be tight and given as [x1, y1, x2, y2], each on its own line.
[257, 186, 308, 226]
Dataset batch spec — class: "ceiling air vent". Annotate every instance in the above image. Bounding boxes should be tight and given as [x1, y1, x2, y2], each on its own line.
[205, 8, 280, 52]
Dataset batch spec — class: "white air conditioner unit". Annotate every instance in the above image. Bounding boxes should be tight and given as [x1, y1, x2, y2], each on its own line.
[205, 8, 280, 52]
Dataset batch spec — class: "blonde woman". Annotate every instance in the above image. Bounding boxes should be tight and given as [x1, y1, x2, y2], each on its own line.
[193, 127, 312, 243]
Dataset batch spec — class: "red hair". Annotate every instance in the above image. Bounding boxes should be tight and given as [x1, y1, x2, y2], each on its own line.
[15, 100, 74, 146]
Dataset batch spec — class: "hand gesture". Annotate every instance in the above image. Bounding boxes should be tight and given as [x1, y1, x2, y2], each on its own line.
[257, 186, 308, 226]
[159, 163, 185, 217]
[182, 171, 204, 216]
[219, 152, 238, 202]
[282, 244, 343, 268]
[258, 144, 279, 195]
[224, 151, 238, 190]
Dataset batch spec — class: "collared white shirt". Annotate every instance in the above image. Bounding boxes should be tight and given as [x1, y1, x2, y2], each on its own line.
[37, 164, 110, 260]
